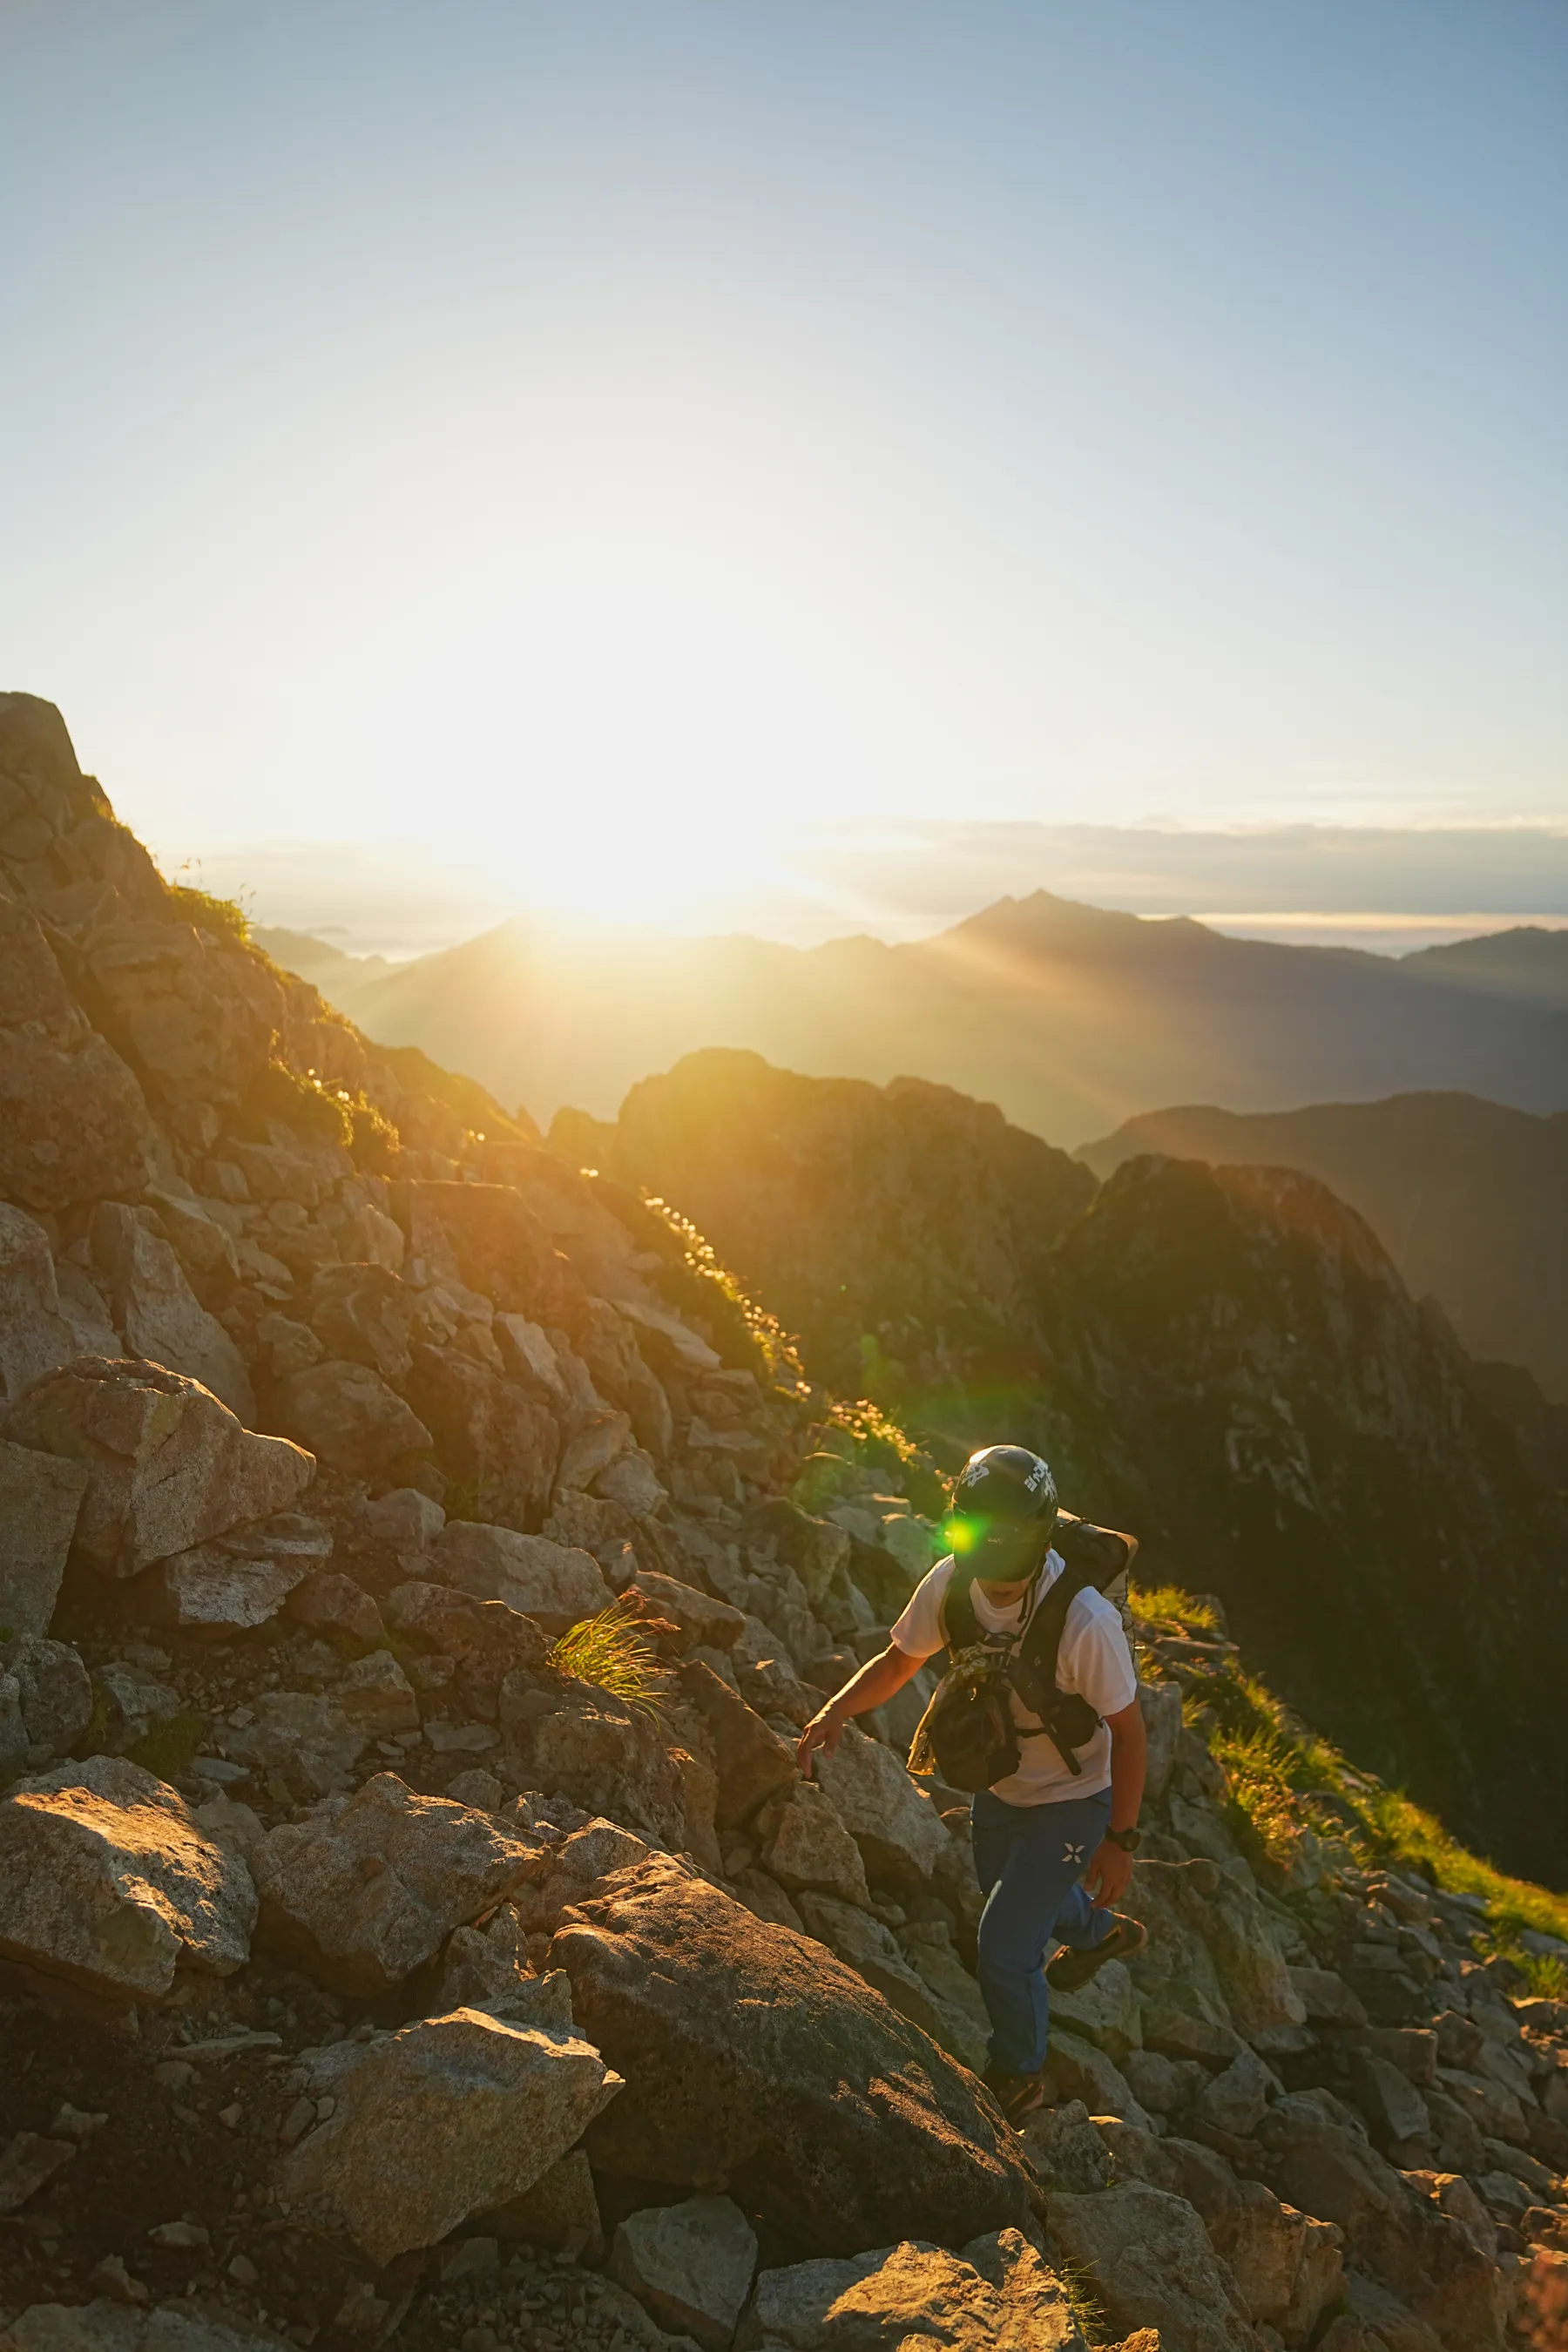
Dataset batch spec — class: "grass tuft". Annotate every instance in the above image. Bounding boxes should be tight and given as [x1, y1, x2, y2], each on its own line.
[549, 1605, 669, 1723]
[1132, 1582, 1220, 1635]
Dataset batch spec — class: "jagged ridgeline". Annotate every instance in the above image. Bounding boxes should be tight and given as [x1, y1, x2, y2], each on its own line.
[2, 692, 1567, 2352]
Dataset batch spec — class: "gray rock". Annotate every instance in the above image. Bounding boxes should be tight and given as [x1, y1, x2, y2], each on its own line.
[553, 1855, 1042, 2255]
[0, 1437, 89, 1636]
[1047, 2180, 1257, 2352]
[1044, 2025, 1154, 2130]
[156, 1512, 334, 1630]
[252, 1769, 547, 1994]
[3, 1357, 314, 1578]
[1352, 2050, 1432, 2147]
[307, 1261, 414, 1382]
[610, 2194, 759, 2352]
[436, 1520, 612, 1631]
[629, 1570, 746, 1652]
[595, 1446, 667, 1520]
[0, 1755, 255, 2002]
[814, 1723, 949, 1889]
[485, 2145, 605, 2256]
[0, 1204, 78, 1402]
[735, 2228, 1088, 2349]
[438, 1904, 531, 2007]
[0, 884, 159, 1213]
[363, 1484, 445, 1552]
[795, 1891, 988, 2072]
[271, 1358, 431, 1480]
[0, 1634, 92, 1758]
[90, 1203, 253, 1422]
[1123, 1855, 1307, 2043]
[1049, 1957, 1143, 2066]
[276, 2004, 623, 2264]
[10, 2301, 289, 2352]
[756, 1782, 871, 1908]
[144, 1187, 240, 1301]
[95, 1661, 181, 1754]
[1288, 1963, 1369, 2026]
[0, 2131, 76, 2213]
[1193, 2044, 1280, 2139]
[1139, 1676, 1184, 1801]
[500, 1671, 687, 1850]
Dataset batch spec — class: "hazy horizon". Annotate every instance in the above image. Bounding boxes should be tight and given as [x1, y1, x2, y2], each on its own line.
[3, 1, 1564, 938]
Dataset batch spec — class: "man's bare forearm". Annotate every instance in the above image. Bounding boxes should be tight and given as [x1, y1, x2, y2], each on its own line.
[796, 1643, 926, 1770]
[1107, 1698, 1147, 1832]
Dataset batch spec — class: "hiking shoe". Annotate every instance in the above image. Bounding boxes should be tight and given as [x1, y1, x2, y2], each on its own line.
[1045, 1914, 1147, 1993]
[983, 2066, 1047, 2128]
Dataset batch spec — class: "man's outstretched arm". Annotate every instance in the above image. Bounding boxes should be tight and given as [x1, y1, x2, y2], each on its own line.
[795, 1643, 928, 1775]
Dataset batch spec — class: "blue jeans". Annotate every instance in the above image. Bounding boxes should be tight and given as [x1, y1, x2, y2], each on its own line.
[970, 1786, 1114, 2074]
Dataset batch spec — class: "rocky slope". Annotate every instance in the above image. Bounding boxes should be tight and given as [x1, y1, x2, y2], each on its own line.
[1080, 1093, 1568, 1404]
[3, 693, 1568, 2352]
[559, 1051, 1568, 1889]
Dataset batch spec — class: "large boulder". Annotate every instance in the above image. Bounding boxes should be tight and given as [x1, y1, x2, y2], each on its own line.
[551, 1854, 1042, 2256]
[735, 2228, 1088, 2350]
[0, 886, 158, 1211]
[0, 1436, 89, 1636]
[252, 1771, 546, 1994]
[814, 1725, 949, 1889]
[10, 2303, 291, 2352]
[1047, 2181, 1257, 2352]
[0, 1756, 256, 2002]
[90, 1201, 253, 1422]
[276, 1991, 622, 2265]
[0, 1204, 78, 1402]
[500, 1670, 688, 1849]
[404, 1344, 561, 1530]
[435, 1520, 612, 1631]
[795, 1891, 989, 2073]
[758, 1783, 871, 1907]
[271, 1358, 431, 1482]
[1123, 1855, 1308, 2042]
[3, 1357, 314, 1578]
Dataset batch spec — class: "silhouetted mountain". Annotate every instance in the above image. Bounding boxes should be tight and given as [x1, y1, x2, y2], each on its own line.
[1080, 1092, 1568, 1402]
[272, 893, 1568, 1146]
[576, 1048, 1568, 1882]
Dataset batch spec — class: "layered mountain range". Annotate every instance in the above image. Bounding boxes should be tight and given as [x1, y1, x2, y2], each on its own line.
[4, 692, 1568, 2352]
[256, 896, 1568, 1148]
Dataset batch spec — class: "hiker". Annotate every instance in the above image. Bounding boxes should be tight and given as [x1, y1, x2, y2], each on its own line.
[796, 1443, 1146, 2126]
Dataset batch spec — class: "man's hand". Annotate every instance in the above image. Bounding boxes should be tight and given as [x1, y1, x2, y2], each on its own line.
[795, 1707, 845, 1777]
[1085, 1836, 1135, 1907]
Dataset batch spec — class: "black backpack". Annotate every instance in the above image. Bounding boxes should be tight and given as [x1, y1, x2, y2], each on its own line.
[908, 1515, 1132, 1794]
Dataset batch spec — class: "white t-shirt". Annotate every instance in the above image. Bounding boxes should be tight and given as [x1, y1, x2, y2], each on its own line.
[890, 1549, 1139, 1806]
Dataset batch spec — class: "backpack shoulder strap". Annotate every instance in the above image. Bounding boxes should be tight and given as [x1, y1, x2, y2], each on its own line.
[1017, 1557, 1098, 1681]
[937, 1562, 983, 1653]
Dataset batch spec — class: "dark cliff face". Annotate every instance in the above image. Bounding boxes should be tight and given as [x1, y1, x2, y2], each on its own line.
[585, 1055, 1568, 1883]
[596, 1047, 1095, 1404]
[1040, 1157, 1568, 1882]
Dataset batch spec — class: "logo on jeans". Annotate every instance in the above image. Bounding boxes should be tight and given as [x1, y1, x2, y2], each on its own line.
[1063, 1841, 1086, 1864]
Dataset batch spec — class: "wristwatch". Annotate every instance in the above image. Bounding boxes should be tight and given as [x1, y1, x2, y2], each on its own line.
[1105, 1825, 1142, 1852]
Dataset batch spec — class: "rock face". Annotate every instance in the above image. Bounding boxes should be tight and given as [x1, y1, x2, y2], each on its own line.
[435, 1521, 612, 1630]
[814, 1726, 950, 1890]
[156, 1511, 334, 1630]
[3, 1358, 314, 1578]
[251, 1771, 547, 1994]
[0, 1436, 90, 1637]
[0, 1756, 256, 2001]
[0, 1633, 93, 1761]
[1123, 1855, 1308, 2043]
[552, 1855, 1041, 2257]
[90, 1201, 253, 1421]
[1048, 2181, 1257, 2352]
[271, 1358, 431, 1481]
[0, 1204, 79, 1402]
[736, 2228, 1090, 2351]
[609, 2193, 759, 2351]
[501, 1673, 688, 1850]
[0, 884, 159, 1213]
[276, 1999, 623, 2265]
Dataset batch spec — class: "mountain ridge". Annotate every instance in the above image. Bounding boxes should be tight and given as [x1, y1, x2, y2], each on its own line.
[257, 892, 1568, 1147]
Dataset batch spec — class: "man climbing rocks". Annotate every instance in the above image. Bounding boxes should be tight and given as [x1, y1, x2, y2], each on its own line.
[796, 1443, 1147, 2126]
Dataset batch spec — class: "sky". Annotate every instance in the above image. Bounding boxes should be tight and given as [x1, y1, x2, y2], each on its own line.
[3, 1, 1565, 947]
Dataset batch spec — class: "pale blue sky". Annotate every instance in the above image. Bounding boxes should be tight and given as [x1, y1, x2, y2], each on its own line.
[2, 1, 1564, 932]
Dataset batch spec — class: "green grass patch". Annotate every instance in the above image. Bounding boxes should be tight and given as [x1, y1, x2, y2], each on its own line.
[1161, 1639, 1568, 1939]
[166, 879, 250, 944]
[549, 1605, 668, 1724]
[1132, 1582, 1220, 1635]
